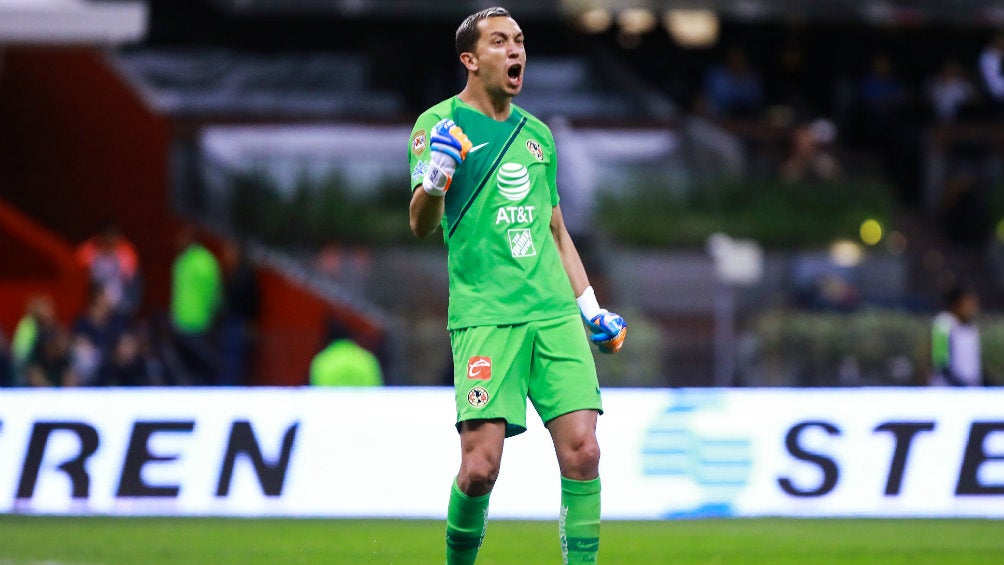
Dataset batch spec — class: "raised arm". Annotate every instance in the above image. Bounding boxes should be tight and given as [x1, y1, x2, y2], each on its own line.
[410, 118, 472, 239]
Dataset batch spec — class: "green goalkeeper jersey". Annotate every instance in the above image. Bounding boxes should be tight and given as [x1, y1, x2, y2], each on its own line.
[409, 97, 579, 330]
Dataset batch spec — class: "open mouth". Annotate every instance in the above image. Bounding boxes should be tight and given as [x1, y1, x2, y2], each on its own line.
[506, 63, 523, 85]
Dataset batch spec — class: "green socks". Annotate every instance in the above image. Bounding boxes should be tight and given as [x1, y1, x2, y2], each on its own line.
[559, 476, 601, 564]
[445, 476, 601, 565]
[445, 480, 490, 565]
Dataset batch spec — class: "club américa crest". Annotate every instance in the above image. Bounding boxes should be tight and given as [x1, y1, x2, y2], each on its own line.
[468, 386, 490, 407]
[526, 139, 543, 161]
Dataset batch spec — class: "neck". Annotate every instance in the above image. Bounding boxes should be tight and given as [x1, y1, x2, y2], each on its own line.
[458, 84, 511, 121]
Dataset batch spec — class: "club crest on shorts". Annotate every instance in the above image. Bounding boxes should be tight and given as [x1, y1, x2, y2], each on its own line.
[468, 386, 490, 407]
[526, 139, 544, 161]
[411, 129, 426, 155]
[467, 356, 492, 380]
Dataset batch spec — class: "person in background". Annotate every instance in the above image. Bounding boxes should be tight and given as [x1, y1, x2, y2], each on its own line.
[931, 283, 984, 387]
[220, 239, 260, 386]
[70, 284, 129, 386]
[75, 221, 142, 317]
[926, 59, 979, 123]
[98, 326, 164, 386]
[0, 328, 12, 387]
[11, 295, 59, 385]
[25, 326, 75, 387]
[780, 118, 842, 184]
[701, 46, 766, 119]
[170, 225, 222, 385]
[309, 319, 382, 387]
[977, 32, 1004, 114]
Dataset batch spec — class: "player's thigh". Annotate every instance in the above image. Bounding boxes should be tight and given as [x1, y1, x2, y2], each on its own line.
[451, 324, 533, 438]
[527, 314, 602, 424]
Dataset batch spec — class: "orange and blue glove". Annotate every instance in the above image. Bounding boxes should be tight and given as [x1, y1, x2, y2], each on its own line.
[577, 286, 627, 354]
[422, 118, 472, 197]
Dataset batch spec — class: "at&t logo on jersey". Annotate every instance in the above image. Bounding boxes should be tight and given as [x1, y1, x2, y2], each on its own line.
[496, 163, 531, 201]
[467, 356, 492, 380]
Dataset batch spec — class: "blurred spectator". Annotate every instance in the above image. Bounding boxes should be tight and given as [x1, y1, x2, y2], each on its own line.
[701, 46, 765, 119]
[780, 119, 842, 183]
[75, 221, 142, 316]
[926, 60, 979, 123]
[98, 327, 164, 386]
[315, 241, 372, 295]
[857, 53, 910, 135]
[856, 53, 920, 203]
[26, 327, 76, 387]
[930, 283, 983, 386]
[70, 285, 129, 386]
[11, 295, 59, 384]
[938, 142, 992, 245]
[0, 329, 12, 387]
[791, 256, 860, 312]
[977, 32, 1004, 113]
[170, 225, 222, 385]
[220, 239, 260, 386]
[309, 319, 383, 387]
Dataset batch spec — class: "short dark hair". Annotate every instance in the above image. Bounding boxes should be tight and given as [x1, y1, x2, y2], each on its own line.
[944, 282, 976, 309]
[455, 6, 511, 57]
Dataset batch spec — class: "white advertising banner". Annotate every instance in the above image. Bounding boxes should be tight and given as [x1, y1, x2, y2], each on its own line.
[0, 388, 1002, 518]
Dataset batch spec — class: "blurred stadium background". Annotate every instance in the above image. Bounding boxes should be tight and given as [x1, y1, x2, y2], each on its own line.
[3, 0, 1004, 388]
[1, 1, 1004, 563]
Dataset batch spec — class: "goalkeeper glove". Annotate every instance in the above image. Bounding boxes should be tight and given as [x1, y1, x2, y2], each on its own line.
[576, 286, 627, 354]
[422, 118, 472, 197]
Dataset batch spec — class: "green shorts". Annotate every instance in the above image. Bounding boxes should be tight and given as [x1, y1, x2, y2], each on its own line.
[450, 313, 602, 438]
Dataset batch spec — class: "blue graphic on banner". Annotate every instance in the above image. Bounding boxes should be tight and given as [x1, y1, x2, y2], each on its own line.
[642, 391, 752, 518]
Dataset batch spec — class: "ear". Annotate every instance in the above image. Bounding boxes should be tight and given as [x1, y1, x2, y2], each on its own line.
[460, 52, 478, 73]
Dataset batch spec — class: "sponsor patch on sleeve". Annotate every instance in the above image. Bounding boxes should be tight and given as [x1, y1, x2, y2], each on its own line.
[411, 129, 427, 156]
[411, 160, 429, 185]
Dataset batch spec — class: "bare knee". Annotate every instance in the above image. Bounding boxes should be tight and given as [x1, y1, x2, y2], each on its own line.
[557, 436, 601, 480]
[457, 452, 501, 496]
[456, 419, 506, 497]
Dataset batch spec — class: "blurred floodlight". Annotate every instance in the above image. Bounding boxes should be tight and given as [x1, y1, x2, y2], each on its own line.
[664, 9, 719, 48]
[578, 8, 612, 33]
[618, 8, 657, 35]
[859, 218, 883, 246]
[997, 218, 1004, 242]
[830, 240, 863, 268]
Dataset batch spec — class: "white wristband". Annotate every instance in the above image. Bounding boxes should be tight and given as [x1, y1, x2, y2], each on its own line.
[422, 152, 458, 197]
[422, 161, 449, 196]
[576, 285, 603, 321]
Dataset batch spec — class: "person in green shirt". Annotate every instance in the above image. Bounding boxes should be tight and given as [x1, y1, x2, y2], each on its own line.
[408, 7, 627, 565]
[11, 295, 57, 386]
[930, 283, 982, 386]
[309, 321, 382, 387]
[170, 226, 222, 384]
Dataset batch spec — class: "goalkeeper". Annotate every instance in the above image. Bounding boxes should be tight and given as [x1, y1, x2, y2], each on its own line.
[407, 7, 626, 565]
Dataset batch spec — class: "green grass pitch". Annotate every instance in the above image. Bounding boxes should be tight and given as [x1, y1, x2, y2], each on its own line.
[0, 516, 1001, 564]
